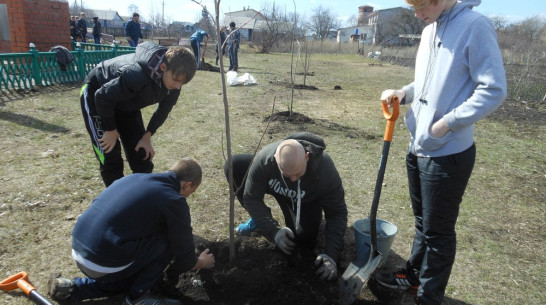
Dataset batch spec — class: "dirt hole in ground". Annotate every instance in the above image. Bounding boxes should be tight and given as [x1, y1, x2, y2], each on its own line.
[199, 62, 221, 73]
[152, 237, 391, 305]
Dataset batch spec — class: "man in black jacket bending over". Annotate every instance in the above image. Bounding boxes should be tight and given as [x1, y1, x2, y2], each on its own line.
[225, 132, 348, 281]
[80, 41, 196, 186]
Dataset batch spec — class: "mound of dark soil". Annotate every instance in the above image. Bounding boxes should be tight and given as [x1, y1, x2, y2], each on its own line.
[292, 84, 318, 90]
[199, 62, 221, 73]
[152, 237, 389, 305]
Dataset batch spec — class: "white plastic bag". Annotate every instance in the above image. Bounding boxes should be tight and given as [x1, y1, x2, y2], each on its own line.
[227, 71, 257, 86]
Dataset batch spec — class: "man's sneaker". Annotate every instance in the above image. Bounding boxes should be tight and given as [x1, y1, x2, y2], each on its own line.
[415, 297, 443, 305]
[48, 273, 74, 301]
[235, 218, 256, 235]
[375, 268, 419, 291]
[124, 294, 182, 305]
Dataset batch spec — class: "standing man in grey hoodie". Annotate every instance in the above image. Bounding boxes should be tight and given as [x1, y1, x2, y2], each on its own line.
[376, 1, 507, 305]
[224, 132, 348, 281]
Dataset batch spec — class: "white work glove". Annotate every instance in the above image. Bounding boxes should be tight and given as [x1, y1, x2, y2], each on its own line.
[380, 89, 405, 106]
[314, 254, 337, 281]
[274, 227, 295, 255]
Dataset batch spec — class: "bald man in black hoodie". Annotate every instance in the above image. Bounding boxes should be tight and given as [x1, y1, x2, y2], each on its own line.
[225, 132, 348, 281]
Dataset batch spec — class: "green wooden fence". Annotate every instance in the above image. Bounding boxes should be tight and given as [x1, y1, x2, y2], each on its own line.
[0, 42, 135, 91]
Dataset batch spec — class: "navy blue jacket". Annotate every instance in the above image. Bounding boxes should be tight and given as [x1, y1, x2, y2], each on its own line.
[125, 20, 143, 43]
[72, 172, 197, 271]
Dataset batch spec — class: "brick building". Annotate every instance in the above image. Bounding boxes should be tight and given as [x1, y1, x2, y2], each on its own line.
[0, 0, 70, 53]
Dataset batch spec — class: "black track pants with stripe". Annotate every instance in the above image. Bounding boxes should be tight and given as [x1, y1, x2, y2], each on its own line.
[80, 84, 153, 187]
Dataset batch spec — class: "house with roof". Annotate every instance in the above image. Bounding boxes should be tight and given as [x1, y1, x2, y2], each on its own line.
[85, 9, 125, 28]
[223, 8, 268, 41]
[337, 5, 421, 45]
[223, 8, 297, 42]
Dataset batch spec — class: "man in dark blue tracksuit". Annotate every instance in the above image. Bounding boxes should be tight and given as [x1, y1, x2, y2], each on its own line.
[48, 158, 215, 305]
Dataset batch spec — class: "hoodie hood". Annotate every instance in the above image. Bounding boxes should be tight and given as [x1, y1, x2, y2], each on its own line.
[135, 41, 168, 87]
[285, 132, 326, 157]
[438, 0, 481, 23]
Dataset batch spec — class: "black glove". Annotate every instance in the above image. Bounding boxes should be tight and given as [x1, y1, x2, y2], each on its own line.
[274, 227, 295, 255]
[314, 254, 337, 280]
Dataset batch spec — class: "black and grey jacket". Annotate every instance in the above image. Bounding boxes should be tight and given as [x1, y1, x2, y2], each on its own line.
[243, 132, 348, 262]
[85, 41, 179, 134]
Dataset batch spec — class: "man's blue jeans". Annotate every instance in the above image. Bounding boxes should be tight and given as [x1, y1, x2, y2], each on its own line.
[71, 234, 172, 301]
[406, 144, 475, 305]
[228, 45, 238, 70]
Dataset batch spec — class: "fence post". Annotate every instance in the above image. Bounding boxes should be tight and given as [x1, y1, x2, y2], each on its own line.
[112, 43, 118, 58]
[29, 43, 42, 87]
[76, 42, 86, 80]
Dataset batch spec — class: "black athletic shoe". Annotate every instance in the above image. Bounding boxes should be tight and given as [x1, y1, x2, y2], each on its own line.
[375, 268, 419, 291]
[415, 297, 443, 305]
[124, 293, 182, 305]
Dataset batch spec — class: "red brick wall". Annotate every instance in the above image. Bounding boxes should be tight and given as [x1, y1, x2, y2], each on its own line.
[0, 0, 70, 53]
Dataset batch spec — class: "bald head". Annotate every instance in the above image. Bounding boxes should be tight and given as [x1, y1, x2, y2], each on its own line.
[274, 139, 308, 181]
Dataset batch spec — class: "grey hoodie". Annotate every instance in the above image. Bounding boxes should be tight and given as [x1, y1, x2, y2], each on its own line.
[402, 0, 507, 157]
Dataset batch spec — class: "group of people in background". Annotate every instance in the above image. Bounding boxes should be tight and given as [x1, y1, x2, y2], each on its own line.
[70, 11, 239, 71]
[69, 12, 88, 42]
[69, 12, 101, 44]
[190, 21, 240, 70]
[69, 11, 141, 47]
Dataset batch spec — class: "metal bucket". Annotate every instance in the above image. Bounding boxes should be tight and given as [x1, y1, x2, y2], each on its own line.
[354, 218, 397, 267]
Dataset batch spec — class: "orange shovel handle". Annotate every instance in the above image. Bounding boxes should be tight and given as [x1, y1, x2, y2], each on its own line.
[381, 96, 400, 142]
[0, 271, 35, 295]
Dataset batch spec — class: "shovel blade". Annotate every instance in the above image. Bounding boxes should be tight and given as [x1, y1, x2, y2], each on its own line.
[339, 253, 383, 305]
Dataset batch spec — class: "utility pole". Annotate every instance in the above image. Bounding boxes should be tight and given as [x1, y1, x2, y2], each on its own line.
[162, 0, 165, 25]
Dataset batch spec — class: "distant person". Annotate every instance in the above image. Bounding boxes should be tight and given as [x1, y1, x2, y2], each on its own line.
[70, 16, 77, 40]
[79, 41, 197, 187]
[92, 17, 101, 44]
[48, 158, 215, 305]
[125, 13, 143, 47]
[189, 29, 208, 69]
[224, 132, 348, 281]
[227, 21, 240, 71]
[215, 26, 227, 65]
[77, 12, 87, 42]
[374, 1, 507, 305]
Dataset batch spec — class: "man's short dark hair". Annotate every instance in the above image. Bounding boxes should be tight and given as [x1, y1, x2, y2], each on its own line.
[133, 13, 140, 18]
[229, 22, 236, 27]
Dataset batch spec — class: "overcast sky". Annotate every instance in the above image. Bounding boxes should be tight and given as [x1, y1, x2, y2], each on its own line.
[80, 0, 545, 25]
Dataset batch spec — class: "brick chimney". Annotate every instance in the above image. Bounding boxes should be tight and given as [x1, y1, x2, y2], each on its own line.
[358, 5, 374, 26]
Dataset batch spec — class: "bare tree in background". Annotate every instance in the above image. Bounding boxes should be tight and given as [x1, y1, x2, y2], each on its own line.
[128, 4, 139, 16]
[252, 1, 289, 53]
[489, 15, 509, 31]
[147, 4, 164, 40]
[347, 15, 358, 27]
[308, 6, 338, 50]
[374, 8, 425, 46]
[197, 11, 216, 40]
[497, 15, 546, 102]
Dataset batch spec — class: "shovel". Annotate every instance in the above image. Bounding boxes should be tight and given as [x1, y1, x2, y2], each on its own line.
[339, 97, 400, 305]
[0, 271, 54, 305]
